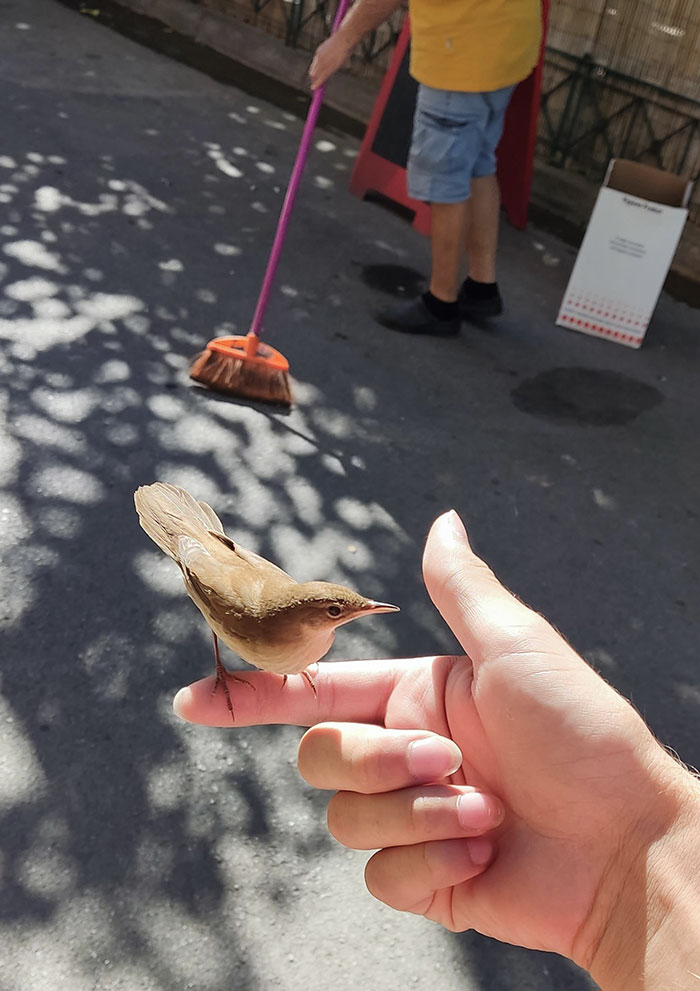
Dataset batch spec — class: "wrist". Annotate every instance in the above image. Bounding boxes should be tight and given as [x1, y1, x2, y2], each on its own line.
[333, 22, 359, 52]
[331, 0, 403, 50]
[584, 757, 700, 990]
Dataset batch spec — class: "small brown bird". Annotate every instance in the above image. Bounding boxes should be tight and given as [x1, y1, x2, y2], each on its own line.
[134, 482, 399, 719]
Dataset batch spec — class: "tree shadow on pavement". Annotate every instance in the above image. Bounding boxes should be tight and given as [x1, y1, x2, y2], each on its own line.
[1, 34, 699, 991]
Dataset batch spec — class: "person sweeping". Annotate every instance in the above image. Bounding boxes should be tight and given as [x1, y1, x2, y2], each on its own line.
[190, 0, 354, 405]
[310, 0, 542, 336]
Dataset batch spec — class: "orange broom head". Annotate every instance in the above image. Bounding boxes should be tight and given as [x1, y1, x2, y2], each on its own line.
[189, 334, 293, 406]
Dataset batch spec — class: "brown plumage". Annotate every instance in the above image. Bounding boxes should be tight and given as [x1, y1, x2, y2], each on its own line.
[134, 482, 399, 718]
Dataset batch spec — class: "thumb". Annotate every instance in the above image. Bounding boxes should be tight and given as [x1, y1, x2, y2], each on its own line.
[422, 511, 562, 670]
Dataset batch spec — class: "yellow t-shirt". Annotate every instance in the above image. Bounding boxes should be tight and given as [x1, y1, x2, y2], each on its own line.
[409, 0, 542, 92]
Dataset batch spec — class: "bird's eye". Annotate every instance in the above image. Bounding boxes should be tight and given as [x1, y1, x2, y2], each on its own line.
[327, 604, 343, 618]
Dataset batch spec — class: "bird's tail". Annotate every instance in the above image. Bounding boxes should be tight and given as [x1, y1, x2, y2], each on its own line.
[134, 482, 224, 560]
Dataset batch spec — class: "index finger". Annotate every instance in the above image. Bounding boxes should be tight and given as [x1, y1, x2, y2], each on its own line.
[173, 658, 423, 728]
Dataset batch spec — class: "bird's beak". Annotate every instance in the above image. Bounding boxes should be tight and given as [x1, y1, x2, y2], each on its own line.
[362, 600, 400, 615]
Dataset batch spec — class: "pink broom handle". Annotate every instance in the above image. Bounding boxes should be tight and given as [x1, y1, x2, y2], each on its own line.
[248, 0, 353, 337]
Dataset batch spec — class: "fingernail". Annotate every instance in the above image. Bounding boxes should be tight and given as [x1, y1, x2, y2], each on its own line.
[468, 836, 493, 866]
[172, 687, 191, 721]
[407, 738, 462, 780]
[457, 792, 503, 830]
[447, 509, 468, 543]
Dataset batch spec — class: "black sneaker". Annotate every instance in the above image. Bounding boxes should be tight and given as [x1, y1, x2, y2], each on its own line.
[377, 297, 460, 336]
[458, 285, 504, 321]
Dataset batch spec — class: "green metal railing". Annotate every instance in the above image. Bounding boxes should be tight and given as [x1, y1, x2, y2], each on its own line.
[200, 0, 403, 75]
[200, 0, 699, 222]
[539, 49, 699, 221]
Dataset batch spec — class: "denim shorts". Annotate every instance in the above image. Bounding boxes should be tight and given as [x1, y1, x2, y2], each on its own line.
[407, 84, 515, 203]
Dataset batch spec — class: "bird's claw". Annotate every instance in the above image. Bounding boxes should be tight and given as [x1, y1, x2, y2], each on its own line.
[213, 667, 235, 723]
[279, 670, 317, 698]
[301, 669, 318, 699]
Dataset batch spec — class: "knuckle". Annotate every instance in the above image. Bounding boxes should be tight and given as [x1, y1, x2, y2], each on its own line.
[349, 742, 381, 794]
[326, 792, 359, 847]
[363, 851, 384, 900]
[408, 794, 423, 838]
[408, 794, 450, 841]
[421, 839, 448, 886]
[441, 555, 491, 603]
[487, 612, 558, 659]
[296, 725, 327, 786]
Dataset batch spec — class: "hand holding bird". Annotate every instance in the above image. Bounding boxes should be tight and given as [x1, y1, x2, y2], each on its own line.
[134, 482, 399, 720]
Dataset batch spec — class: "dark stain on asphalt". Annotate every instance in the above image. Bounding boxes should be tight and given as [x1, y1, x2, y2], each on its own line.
[360, 264, 425, 298]
[511, 367, 664, 425]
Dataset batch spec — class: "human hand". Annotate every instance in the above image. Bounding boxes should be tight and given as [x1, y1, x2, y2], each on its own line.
[309, 34, 352, 90]
[174, 511, 700, 987]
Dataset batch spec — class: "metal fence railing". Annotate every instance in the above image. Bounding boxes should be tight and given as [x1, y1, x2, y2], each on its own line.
[195, 0, 404, 79]
[194, 0, 699, 224]
[539, 49, 700, 223]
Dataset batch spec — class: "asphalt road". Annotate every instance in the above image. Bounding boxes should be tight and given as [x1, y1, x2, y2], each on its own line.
[1, 2, 699, 989]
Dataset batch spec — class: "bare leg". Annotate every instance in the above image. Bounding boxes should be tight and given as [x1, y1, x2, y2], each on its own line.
[465, 174, 500, 283]
[428, 200, 470, 302]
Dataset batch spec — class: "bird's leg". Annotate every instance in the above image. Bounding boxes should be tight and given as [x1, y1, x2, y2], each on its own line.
[301, 669, 318, 700]
[211, 634, 256, 716]
[212, 633, 235, 723]
[281, 674, 288, 689]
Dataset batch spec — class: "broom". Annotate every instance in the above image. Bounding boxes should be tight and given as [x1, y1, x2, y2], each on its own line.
[189, 0, 353, 406]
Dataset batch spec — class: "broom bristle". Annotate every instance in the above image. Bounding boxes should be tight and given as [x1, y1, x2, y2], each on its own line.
[189, 348, 293, 406]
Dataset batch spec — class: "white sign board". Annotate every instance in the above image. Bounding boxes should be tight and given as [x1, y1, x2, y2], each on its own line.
[557, 167, 690, 348]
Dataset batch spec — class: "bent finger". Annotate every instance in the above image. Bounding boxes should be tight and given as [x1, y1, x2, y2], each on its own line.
[298, 723, 463, 792]
[364, 838, 494, 916]
[328, 785, 504, 850]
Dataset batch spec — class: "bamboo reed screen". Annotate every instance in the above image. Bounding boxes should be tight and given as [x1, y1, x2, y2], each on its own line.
[547, 0, 699, 101]
[543, 0, 699, 222]
[194, 0, 699, 220]
[194, 0, 699, 98]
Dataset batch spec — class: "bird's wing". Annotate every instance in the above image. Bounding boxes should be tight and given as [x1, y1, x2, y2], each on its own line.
[196, 499, 224, 534]
[207, 531, 295, 583]
[135, 482, 225, 558]
[178, 538, 274, 663]
[178, 554, 256, 660]
[178, 533, 295, 615]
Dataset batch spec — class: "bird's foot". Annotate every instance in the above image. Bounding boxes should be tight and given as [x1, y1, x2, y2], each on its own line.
[213, 664, 235, 723]
[280, 671, 316, 698]
[212, 669, 256, 721]
[301, 669, 318, 699]
[211, 633, 255, 724]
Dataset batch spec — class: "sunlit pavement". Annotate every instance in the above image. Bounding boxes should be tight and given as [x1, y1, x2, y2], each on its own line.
[1, 2, 699, 989]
